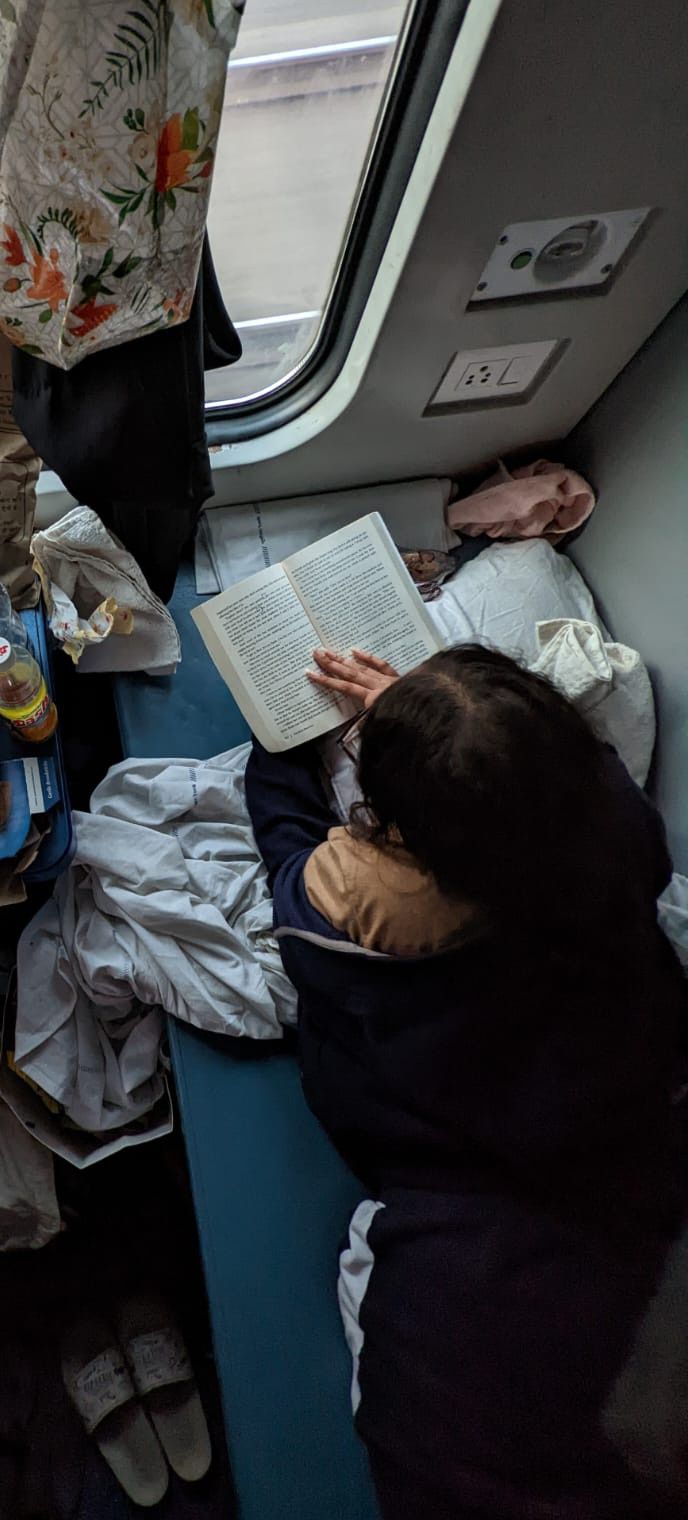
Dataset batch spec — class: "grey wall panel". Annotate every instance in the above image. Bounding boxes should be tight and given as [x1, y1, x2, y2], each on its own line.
[213, 0, 688, 506]
[568, 298, 688, 870]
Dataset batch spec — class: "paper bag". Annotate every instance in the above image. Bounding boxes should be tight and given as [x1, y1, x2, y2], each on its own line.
[0, 335, 40, 606]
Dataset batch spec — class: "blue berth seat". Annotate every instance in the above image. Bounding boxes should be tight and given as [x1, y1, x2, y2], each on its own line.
[113, 563, 379, 1520]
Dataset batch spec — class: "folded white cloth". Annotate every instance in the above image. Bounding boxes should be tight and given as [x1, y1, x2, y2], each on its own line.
[15, 745, 297, 1138]
[32, 506, 181, 674]
[532, 619, 655, 786]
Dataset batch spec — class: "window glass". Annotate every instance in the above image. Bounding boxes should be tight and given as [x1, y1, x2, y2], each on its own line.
[206, 1, 413, 409]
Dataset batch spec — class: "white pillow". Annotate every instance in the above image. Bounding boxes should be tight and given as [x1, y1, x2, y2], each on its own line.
[428, 539, 606, 663]
[428, 546, 655, 784]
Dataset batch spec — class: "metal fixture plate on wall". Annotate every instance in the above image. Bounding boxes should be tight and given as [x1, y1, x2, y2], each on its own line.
[426, 339, 563, 413]
[470, 208, 651, 303]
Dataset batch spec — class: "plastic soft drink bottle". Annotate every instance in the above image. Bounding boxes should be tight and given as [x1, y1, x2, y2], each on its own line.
[0, 636, 57, 742]
[0, 582, 29, 651]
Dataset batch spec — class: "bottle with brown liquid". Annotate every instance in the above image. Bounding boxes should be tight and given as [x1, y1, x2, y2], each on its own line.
[0, 637, 57, 742]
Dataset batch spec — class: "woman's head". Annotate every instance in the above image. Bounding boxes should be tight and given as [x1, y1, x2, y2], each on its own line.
[356, 645, 628, 934]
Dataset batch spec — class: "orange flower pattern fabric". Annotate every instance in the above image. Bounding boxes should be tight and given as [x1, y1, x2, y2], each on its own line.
[1, 225, 23, 268]
[27, 249, 69, 313]
[155, 115, 196, 193]
[0, 1, 243, 368]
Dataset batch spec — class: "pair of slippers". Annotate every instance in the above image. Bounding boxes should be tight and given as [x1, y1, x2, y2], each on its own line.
[62, 1295, 211, 1508]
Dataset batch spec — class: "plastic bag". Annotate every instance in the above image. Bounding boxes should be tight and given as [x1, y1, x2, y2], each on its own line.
[32, 505, 180, 672]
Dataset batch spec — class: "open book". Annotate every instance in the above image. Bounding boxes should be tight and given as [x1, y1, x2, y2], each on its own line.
[191, 512, 444, 751]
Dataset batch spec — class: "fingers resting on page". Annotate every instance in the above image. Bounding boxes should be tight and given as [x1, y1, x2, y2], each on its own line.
[307, 648, 399, 709]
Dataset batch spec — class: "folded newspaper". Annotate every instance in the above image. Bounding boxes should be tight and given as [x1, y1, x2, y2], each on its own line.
[195, 478, 459, 594]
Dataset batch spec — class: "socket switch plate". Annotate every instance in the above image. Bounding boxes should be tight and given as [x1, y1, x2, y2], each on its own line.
[428, 339, 560, 411]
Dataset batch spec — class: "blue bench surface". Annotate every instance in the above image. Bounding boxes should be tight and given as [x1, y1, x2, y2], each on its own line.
[114, 564, 378, 1520]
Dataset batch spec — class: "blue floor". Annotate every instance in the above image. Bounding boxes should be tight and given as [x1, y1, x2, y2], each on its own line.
[0, 1141, 235, 1520]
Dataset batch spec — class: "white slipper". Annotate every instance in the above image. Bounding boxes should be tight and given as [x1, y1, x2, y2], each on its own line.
[62, 1315, 168, 1508]
[119, 1296, 212, 1484]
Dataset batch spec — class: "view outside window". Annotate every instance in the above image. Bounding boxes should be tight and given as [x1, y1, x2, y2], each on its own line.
[206, 1, 412, 407]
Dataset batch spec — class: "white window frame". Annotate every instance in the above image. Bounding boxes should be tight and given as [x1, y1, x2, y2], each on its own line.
[36, 0, 502, 527]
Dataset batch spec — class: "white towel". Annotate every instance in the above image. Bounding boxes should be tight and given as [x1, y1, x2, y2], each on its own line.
[32, 506, 181, 675]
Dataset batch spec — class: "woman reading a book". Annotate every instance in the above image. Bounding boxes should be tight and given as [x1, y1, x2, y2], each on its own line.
[245, 643, 687, 1520]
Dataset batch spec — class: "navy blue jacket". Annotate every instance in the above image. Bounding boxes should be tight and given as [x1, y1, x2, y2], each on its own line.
[246, 737, 685, 1240]
[246, 737, 688, 1519]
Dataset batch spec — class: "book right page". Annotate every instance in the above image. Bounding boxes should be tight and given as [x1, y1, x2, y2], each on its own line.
[285, 513, 442, 674]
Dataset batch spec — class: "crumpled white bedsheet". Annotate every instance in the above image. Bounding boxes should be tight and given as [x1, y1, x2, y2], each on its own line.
[15, 746, 297, 1135]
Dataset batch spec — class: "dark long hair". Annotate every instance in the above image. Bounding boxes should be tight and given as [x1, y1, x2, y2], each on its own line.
[355, 645, 645, 947]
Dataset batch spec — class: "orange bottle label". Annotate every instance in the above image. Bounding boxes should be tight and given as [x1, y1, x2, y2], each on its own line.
[1, 685, 58, 742]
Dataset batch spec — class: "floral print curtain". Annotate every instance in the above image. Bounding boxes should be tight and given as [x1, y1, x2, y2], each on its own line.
[0, 0, 243, 368]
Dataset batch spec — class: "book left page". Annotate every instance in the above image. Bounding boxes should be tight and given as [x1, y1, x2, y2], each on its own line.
[191, 563, 344, 751]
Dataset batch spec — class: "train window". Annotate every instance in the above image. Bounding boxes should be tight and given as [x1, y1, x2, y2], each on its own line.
[206, 1, 416, 412]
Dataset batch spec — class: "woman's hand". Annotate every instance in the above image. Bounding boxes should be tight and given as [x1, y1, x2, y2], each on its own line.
[307, 648, 399, 709]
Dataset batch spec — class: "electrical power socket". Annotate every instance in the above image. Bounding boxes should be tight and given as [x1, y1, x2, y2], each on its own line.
[456, 359, 510, 392]
[427, 340, 560, 409]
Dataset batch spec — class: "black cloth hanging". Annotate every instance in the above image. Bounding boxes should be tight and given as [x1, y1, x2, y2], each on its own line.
[11, 238, 240, 603]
